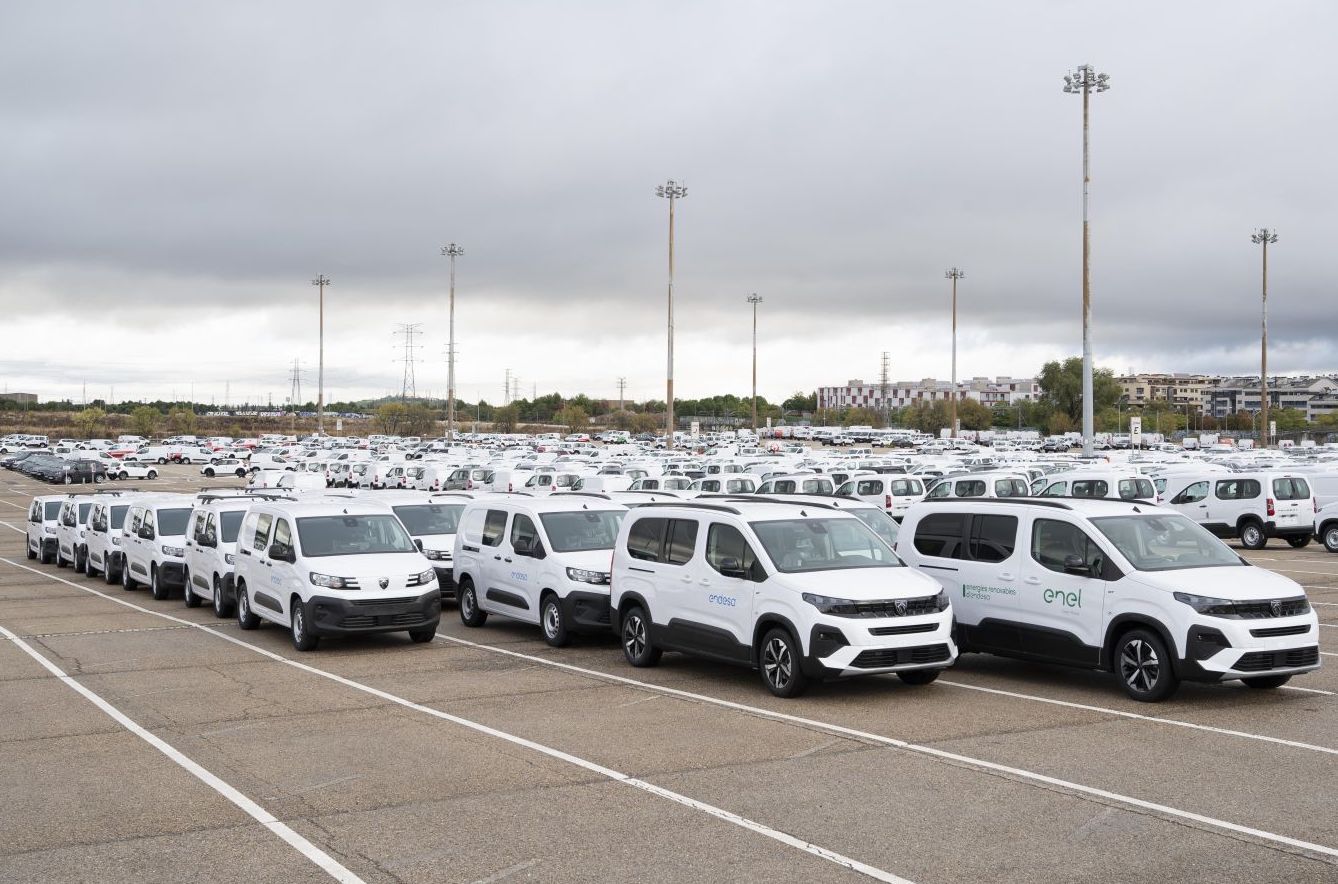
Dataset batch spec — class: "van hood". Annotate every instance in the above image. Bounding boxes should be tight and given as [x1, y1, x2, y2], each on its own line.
[773, 564, 942, 600]
[560, 549, 615, 573]
[415, 532, 457, 552]
[306, 551, 434, 583]
[1131, 564, 1304, 601]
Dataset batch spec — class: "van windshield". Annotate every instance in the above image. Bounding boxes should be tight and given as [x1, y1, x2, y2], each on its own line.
[749, 518, 901, 572]
[1092, 514, 1243, 572]
[110, 505, 130, 529]
[297, 515, 417, 557]
[220, 511, 245, 544]
[848, 508, 901, 550]
[392, 504, 464, 536]
[539, 510, 625, 552]
[157, 509, 192, 536]
[43, 501, 61, 520]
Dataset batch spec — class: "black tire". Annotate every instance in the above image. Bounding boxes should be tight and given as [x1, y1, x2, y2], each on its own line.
[1242, 674, 1292, 689]
[122, 559, 138, 590]
[291, 600, 319, 651]
[63, 475, 73, 486]
[183, 569, 200, 607]
[620, 605, 661, 667]
[204, 468, 215, 478]
[39, 542, 53, 565]
[1287, 535, 1311, 549]
[157, 457, 168, 465]
[237, 583, 260, 630]
[540, 594, 570, 648]
[409, 627, 435, 643]
[104, 553, 119, 584]
[458, 578, 487, 627]
[212, 575, 232, 618]
[147, 470, 158, 480]
[150, 565, 170, 601]
[1239, 521, 1267, 550]
[118, 471, 128, 481]
[1325, 525, 1338, 554]
[898, 668, 941, 686]
[1115, 628, 1179, 702]
[55, 547, 68, 568]
[77, 547, 89, 575]
[26, 541, 37, 560]
[235, 468, 247, 478]
[759, 627, 808, 698]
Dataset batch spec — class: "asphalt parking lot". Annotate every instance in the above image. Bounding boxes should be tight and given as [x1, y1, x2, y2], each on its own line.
[2, 466, 1337, 883]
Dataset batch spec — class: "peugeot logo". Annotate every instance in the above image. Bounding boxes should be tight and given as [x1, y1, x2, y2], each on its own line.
[379, 578, 389, 590]
[895, 599, 908, 616]
[1270, 599, 1282, 617]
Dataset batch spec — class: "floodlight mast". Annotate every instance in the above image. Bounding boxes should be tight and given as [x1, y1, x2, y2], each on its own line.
[441, 243, 464, 441]
[311, 275, 330, 435]
[656, 179, 687, 445]
[945, 269, 965, 438]
[1063, 65, 1110, 457]
[1251, 228, 1278, 447]
[746, 293, 763, 433]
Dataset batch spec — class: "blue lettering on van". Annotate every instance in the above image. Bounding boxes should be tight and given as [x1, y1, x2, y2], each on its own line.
[708, 594, 737, 607]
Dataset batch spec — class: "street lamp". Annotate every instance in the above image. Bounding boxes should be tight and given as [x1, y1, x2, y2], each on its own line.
[1063, 64, 1111, 457]
[441, 243, 464, 441]
[746, 293, 763, 434]
[311, 274, 330, 435]
[945, 268, 965, 437]
[656, 179, 687, 445]
[1251, 228, 1277, 448]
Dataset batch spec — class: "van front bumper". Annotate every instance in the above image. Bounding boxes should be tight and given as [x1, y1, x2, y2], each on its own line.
[432, 566, 457, 600]
[1179, 615, 1322, 681]
[308, 590, 441, 636]
[802, 614, 958, 678]
[561, 590, 612, 631]
[157, 560, 187, 589]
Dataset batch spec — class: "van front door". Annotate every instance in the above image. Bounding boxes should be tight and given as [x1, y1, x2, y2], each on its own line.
[1020, 518, 1107, 666]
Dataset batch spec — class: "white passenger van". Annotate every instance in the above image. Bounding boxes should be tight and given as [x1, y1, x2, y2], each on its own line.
[184, 493, 267, 617]
[84, 493, 148, 583]
[1161, 472, 1317, 549]
[754, 473, 835, 496]
[233, 498, 440, 650]
[1036, 472, 1157, 502]
[609, 498, 954, 698]
[835, 475, 926, 521]
[120, 495, 195, 600]
[362, 490, 471, 600]
[26, 494, 65, 564]
[452, 495, 628, 646]
[54, 495, 96, 569]
[924, 471, 1031, 500]
[899, 498, 1320, 701]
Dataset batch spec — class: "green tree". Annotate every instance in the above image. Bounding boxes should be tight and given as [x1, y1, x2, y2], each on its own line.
[782, 390, 817, 413]
[404, 403, 437, 436]
[168, 407, 197, 435]
[554, 405, 589, 434]
[1046, 411, 1076, 436]
[1037, 358, 1122, 422]
[1273, 408, 1309, 433]
[630, 412, 660, 434]
[376, 402, 408, 435]
[73, 407, 106, 439]
[129, 405, 161, 438]
[492, 404, 519, 433]
[957, 399, 993, 431]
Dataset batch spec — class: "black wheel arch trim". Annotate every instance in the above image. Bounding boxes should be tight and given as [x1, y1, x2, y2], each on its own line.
[1102, 614, 1181, 676]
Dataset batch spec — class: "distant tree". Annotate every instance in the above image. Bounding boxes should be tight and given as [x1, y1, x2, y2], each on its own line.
[376, 402, 408, 435]
[168, 407, 197, 435]
[555, 405, 589, 434]
[629, 412, 660, 434]
[73, 407, 106, 439]
[404, 403, 436, 436]
[492, 404, 519, 433]
[1046, 411, 1076, 436]
[956, 399, 993, 431]
[129, 405, 160, 438]
[608, 410, 636, 431]
[1273, 408, 1309, 432]
[782, 390, 817, 413]
[1037, 358, 1122, 422]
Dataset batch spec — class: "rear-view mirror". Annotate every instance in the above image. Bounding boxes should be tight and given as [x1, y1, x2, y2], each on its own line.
[268, 542, 296, 563]
[718, 556, 748, 579]
[1063, 554, 1091, 576]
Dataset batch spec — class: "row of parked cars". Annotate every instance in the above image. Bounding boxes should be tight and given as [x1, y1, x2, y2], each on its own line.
[22, 473, 1322, 703]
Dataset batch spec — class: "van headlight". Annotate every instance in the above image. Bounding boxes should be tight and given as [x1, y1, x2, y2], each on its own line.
[566, 567, 610, 585]
[1173, 592, 1237, 617]
[408, 569, 435, 587]
[111, 536, 122, 546]
[802, 593, 860, 616]
[423, 548, 451, 561]
[310, 573, 357, 589]
[224, 553, 235, 565]
[934, 589, 950, 611]
[161, 545, 185, 557]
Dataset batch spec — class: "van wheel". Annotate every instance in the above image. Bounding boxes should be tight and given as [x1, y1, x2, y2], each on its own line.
[104, 555, 119, 584]
[1325, 526, 1338, 553]
[541, 594, 570, 648]
[55, 548, 68, 568]
[898, 669, 940, 686]
[1286, 535, 1310, 549]
[1239, 521, 1266, 550]
[1242, 674, 1292, 689]
[237, 584, 260, 630]
[213, 575, 232, 618]
[157, 457, 168, 465]
[1115, 628, 1179, 702]
[150, 566, 170, 601]
[291, 601, 319, 651]
[122, 561, 138, 590]
[458, 578, 487, 627]
[183, 570, 200, 607]
[76, 547, 89, 575]
[118, 471, 128, 480]
[759, 628, 807, 698]
[620, 605, 661, 667]
[26, 541, 36, 560]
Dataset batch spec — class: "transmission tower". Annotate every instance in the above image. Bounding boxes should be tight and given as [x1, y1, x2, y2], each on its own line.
[394, 323, 423, 402]
[617, 377, 627, 412]
[879, 351, 891, 426]
[287, 358, 305, 407]
[504, 368, 512, 405]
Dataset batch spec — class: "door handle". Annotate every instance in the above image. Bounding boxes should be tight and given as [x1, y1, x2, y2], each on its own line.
[1023, 576, 1041, 585]
[494, 555, 502, 561]
[263, 561, 271, 567]
[680, 575, 693, 583]
[503, 557, 512, 563]
[999, 573, 1014, 582]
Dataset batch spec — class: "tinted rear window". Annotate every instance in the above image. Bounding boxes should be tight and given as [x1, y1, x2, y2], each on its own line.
[43, 501, 61, 519]
[1273, 478, 1311, 500]
[913, 512, 967, 558]
[392, 504, 464, 536]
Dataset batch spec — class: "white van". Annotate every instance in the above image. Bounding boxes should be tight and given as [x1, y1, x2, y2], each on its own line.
[688, 475, 758, 496]
[26, 494, 67, 564]
[899, 498, 1321, 701]
[609, 498, 954, 697]
[84, 493, 148, 583]
[120, 495, 196, 600]
[184, 494, 264, 617]
[1036, 472, 1157, 502]
[453, 496, 628, 646]
[754, 474, 835, 496]
[924, 471, 1031, 500]
[835, 475, 926, 521]
[233, 498, 440, 650]
[362, 490, 469, 600]
[54, 495, 96, 570]
[1161, 472, 1317, 549]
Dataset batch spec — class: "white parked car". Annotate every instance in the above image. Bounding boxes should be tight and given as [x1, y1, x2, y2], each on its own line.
[754, 473, 835, 496]
[53, 495, 95, 570]
[836, 475, 925, 521]
[363, 491, 469, 600]
[83, 494, 147, 583]
[233, 498, 441, 650]
[1161, 472, 1316, 550]
[201, 458, 250, 478]
[610, 498, 953, 697]
[1036, 472, 1157, 502]
[924, 471, 1031, 500]
[111, 461, 161, 481]
[899, 497, 1321, 701]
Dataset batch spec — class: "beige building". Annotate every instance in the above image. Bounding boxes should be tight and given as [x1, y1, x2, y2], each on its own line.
[1117, 373, 1211, 408]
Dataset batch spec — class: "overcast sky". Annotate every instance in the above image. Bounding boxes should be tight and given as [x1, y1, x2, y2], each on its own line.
[2, 1, 1334, 407]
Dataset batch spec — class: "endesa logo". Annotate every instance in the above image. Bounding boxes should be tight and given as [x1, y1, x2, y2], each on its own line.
[708, 594, 737, 607]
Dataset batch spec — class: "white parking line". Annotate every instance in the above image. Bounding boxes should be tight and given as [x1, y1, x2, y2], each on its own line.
[0, 621, 366, 883]
[427, 634, 1338, 861]
[0, 557, 911, 884]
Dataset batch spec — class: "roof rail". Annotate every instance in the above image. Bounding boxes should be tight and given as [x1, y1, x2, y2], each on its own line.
[921, 497, 1074, 510]
[697, 493, 841, 511]
[633, 501, 742, 515]
[554, 491, 613, 500]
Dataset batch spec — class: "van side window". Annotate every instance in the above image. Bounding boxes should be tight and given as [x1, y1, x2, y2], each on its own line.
[955, 480, 986, 497]
[627, 517, 668, 562]
[1041, 481, 1068, 497]
[706, 523, 759, 576]
[969, 515, 1018, 563]
[1172, 481, 1208, 504]
[1215, 479, 1260, 500]
[482, 510, 508, 547]
[912, 512, 967, 559]
[253, 513, 274, 552]
[191, 512, 206, 542]
[142, 511, 156, 535]
[1032, 519, 1103, 574]
[273, 519, 292, 548]
[926, 482, 952, 499]
[1273, 478, 1310, 500]
[666, 519, 698, 565]
[1071, 480, 1109, 498]
[510, 514, 538, 549]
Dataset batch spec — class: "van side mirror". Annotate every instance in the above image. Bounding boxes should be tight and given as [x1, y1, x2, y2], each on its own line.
[201, 531, 217, 548]
[269, 542, 296, 563]
[140, 527, 155, 540]
[1063, 554, 1091, 576]
[414, 539, 424, 551]
[717, 557, 748, 579]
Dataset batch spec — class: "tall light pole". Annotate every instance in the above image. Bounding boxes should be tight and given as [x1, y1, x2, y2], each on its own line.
[656, 179, 687, 445]
[441, 243, 464, 441]
[311, 275, 330, 435]
[945, 268, 965, 437]
[746, 293, 763, 434]
[1251, 229, 1277, 448]
[1063, 64, 1110, 457]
